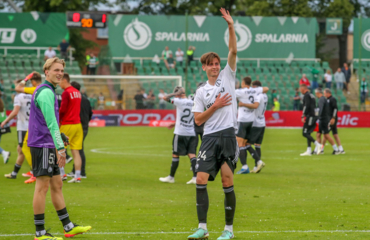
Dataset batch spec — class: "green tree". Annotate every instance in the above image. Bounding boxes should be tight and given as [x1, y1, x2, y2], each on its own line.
[22, 0, 109, 68]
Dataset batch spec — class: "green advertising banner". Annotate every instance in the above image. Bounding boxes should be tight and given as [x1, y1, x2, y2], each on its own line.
[0, 12, 68, 47]
[109, 15, 317, 59]
[353, 18, 370, 59]
[326, 18, 342, 35]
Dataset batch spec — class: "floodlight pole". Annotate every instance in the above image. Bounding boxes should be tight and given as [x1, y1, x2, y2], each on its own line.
[358, 16, 362, 111]
[185, 10, 189, 94]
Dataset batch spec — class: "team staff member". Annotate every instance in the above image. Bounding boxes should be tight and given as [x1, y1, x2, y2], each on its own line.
[299, 84, 321, 156]
[314, 88, 339, 155]
[59, 73, 83, 183]
[321, 89, 345, 154]
[14, 72, 43, 183]
[67, 81, 92, 178]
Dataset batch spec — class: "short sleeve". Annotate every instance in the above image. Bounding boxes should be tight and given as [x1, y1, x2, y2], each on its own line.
[171, 98, 179, 106]
[13, 95, 20, 106]
[255, 87, 263, 95]
[235, 89, 243, 99]
[192, 89, 205, 113]
[254, 93, 261, 103]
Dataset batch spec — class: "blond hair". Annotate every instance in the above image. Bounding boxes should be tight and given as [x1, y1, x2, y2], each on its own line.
[43, 57, 65, 73]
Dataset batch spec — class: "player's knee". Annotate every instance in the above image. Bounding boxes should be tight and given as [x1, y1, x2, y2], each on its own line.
[221, 176, 233, 188]
[196, 174, 208, 185]
[50, 180, 63, 192]
[36, 181, 50, 195]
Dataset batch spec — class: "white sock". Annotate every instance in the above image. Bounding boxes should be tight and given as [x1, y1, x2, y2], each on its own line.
[168, 175, 174, 180]
[75, 170, 81, 179]
[64, 222, 75, 231]
[241, 164, 249, 170]
[314, 141, 320, 146]
[192, 177, 196, 180]
[339, 145, 343, 151]
[198, 223, 207, 230]
[332, 144, 338, 151]
[60, 167, 65, 176]
[30, 171, 33, 174]
[257, 160, 262, 165]
[307, 147, 312, 152]
[225, 225, 233, 233]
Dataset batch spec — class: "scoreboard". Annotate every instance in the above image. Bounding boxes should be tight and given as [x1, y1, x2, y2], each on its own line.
[66, 12, 107, 28]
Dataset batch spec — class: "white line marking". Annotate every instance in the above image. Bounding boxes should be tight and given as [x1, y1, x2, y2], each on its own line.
[2, 230, 370, 237]
[91, 147, 168, 157]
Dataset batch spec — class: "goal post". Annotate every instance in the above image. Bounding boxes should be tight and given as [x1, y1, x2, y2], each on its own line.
[67, 74, 183, 110]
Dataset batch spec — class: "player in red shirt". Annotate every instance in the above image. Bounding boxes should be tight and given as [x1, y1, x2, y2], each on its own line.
[59, 73, 84, 183]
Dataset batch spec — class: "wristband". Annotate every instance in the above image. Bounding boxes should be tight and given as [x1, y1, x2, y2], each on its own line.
[20, 80, 26, 85]
[58, 149, 66, 156]
[24, 73, 34, 82]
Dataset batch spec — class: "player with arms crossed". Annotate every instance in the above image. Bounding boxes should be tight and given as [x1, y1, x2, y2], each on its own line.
[313, 88, 340, 155]
[300, 84, 321, 156]
[159, 86, 198, 184]
[1, 88, 31, 179]
[189, 8, 238, 240]
[29, 58, 91, 240]
[320, 89, 345, 154]
[235, 77, 268, 174]
[238, 80, 268, 173]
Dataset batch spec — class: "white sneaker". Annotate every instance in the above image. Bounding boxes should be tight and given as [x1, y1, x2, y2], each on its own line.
[2, 151, 10, 164]
[159, 176, 175, 183]
[300, 151, 312, 156]
[186, 177, 196, 184]
[255, 161, 265, 173]
[250, 166, 258, 173]
[68, 178, 81, 183]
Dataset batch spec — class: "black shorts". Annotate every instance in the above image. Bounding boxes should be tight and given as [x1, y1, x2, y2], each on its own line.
[17, 131, 27, 147]
[236, 122, 253, 141]
[195, 127, 239, 181]
[319, 120, 330, 134]
[172, 134, 197, 156]
[330, 123, 338, 135]
[31, 147, 60, 177]
[303, 116, 317, 135]
[249, 127, 265, 145]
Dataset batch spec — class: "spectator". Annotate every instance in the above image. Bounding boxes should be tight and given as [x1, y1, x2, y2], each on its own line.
[324, 69, 332, 89]
[342, 63, 351, 93]
[0, 79, 4, 102]
[89, 53, 99, 75]
[166, 53, 176, 69]
[187, 46, 196, 64]
[334, 68, 345, 92]
[360, 77, 368, 106]
[175, 48, 184, 66]
[272, 97, 280, 111]
[57, 39, 70, 60]
[141, 88, 147, 99]
[81, 88, 88, 98]
[162, 46, 172, 69]
[44, 46, 56, 61]
[293, 90, 300, 110]
[117, 89, 124, 110]
[134, 90, 146, 109]
[98, 92, 105, 110]
[306, 66, 320, 91]
[270, 89, 277, 109]
[85, 53, 91, 75]
[88, 94, 97, 110]
[146, 89, 155, 109]
[158, 89, 167, 109]
[299, 74, 311, 88]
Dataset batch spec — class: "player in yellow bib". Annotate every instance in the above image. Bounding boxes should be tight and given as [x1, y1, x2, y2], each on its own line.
[14, 72, 42, 184]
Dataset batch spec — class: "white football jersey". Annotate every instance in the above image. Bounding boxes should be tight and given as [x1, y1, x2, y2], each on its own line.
[253, 93, 268, 127]
[236, 87, 264, 122]
[172, 98, 196, 136]
[13, 93, 32, 131]
[192, 64, 237, 135]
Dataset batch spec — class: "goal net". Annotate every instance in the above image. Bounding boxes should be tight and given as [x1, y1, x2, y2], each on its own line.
[67, 75, 182, 110]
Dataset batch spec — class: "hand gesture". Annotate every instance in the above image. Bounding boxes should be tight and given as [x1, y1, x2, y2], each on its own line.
[220, 8, 234, 25]
[330, 118, 335, 125]
[301, 117, 306, 123]
[0, 121, 6, 128]
[57, 149, 66, 168]
[167, 122, 176, 129]
[213, 93, 232, 109]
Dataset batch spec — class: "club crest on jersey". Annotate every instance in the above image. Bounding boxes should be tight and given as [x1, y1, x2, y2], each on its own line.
[215, 79, 221, 87]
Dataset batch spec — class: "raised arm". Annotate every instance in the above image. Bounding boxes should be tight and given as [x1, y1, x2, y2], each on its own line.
[221, 8, 237, 71]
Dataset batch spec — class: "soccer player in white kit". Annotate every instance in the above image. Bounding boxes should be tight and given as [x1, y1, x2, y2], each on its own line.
[235, 77, 268, 174]
[188, 8, 237, 240]
[159, 87, 198, 184]
[1, 92, 32, 179]
[239, 80, 268, 173]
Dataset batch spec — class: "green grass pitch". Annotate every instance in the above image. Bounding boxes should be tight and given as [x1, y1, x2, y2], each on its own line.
[0, 127, 370, 239]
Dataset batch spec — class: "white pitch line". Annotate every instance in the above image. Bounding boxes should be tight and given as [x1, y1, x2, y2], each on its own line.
[2, 230, 370, 237]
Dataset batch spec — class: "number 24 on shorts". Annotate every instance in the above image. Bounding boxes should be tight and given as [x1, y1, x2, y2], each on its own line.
[197, 151, 207, 161]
